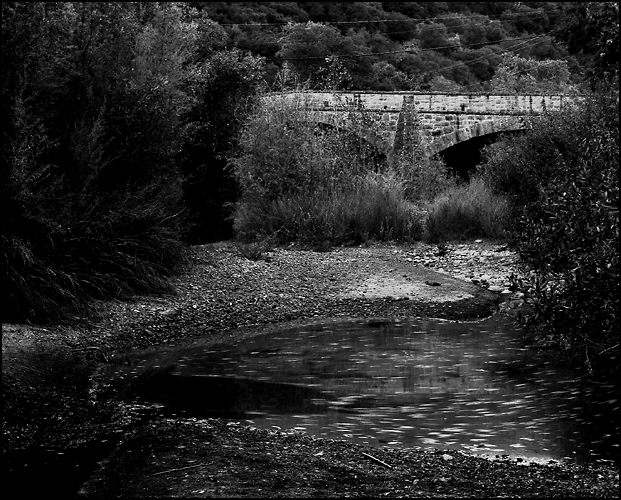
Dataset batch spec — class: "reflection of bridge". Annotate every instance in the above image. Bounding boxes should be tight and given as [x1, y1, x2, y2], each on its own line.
[265, 91, 576, 157]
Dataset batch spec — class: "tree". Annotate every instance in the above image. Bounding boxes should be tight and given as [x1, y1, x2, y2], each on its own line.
[417, 22, 453, 56]
[490, 54, 576, 94]
[277, 22, 370, 89]
[1, 2, 191, 322]
[369, 61, 413, 91]
[0, 1, 266, 320]
[455, 47, 502, 82]
[429, 75, 464, 92]
[555, 2, 619, 81]
[478, 88, 619, 378]
[179, 48, 265, 243]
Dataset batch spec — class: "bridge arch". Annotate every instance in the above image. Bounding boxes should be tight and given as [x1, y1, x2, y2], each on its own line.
[423, 115, 529, 156]
[263, 91, 574, 158]
[437, 129, 526, 181]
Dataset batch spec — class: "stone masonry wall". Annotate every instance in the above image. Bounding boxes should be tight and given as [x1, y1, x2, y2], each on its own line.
[264, 91, 575, 154]
[281, 91, 571, 113]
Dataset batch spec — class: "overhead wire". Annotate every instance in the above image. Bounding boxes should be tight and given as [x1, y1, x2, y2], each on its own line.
[413, 34, 554, 79]
[279, 31, 556, 60]
[271, 31, 555, 83]
[210, 7, 564, 85]
[217, 8, 563, 27]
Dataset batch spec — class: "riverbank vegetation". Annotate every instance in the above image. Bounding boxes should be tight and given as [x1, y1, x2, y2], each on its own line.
[473, 2, 619, 379]
[1, 2, 264, 322]
[477, 82, 619, 380]
[229, 92, 439, 246]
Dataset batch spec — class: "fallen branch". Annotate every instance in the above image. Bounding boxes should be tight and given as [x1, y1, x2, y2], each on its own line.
[150, 463, 206, 476]
[362, 452, 392, 469]
[18, 365, 44, 375]
[71, 346, 111, 363]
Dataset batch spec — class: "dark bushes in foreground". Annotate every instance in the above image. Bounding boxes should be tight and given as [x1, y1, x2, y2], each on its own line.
[1, 3, 264, 322]
[478, 83, 619, 378]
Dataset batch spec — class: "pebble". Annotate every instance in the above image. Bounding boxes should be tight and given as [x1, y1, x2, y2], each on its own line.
[404, 241, 523, 294]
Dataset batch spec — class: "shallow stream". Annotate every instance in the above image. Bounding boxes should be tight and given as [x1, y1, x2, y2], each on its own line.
[97, 315, 618, 465]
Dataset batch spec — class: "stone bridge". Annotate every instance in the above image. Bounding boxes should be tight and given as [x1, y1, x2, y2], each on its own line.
[264, 91, 577, 157]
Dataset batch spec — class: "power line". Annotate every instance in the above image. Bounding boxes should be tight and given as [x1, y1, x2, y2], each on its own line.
[272, 31, 554, 84]
[279, 32, 555, 61]
[217, 8, 563, 27]
[417, 35, 550, 79]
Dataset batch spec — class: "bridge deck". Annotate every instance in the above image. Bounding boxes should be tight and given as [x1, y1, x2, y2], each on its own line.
[268, 91, 574, 114]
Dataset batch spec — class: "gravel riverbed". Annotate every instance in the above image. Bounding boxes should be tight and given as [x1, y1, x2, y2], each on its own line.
[2, 239, 618, 498]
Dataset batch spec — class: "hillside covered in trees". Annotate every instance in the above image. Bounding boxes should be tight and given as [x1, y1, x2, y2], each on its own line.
[193, 1, 588, 92]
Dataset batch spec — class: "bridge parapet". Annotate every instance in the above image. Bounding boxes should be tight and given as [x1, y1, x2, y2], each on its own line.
[267, 91, 574, 114]
[263, 91, 578, 156]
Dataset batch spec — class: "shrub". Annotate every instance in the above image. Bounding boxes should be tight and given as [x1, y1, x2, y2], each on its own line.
[391, 101, 457, 202]
[179, 49, 265, 243]
[423, 177, 510, 243]
[230, 91, 382, 205]
[477, 89, 617, 223]
[1, 4, 268, 322]
[1, 180, 189, 323]
[229, 91, 454, 246]
[233, 170, 425, 246]
[236, 238, 276, 261]
[1, 100, 188, 323]
[230, 91, 388, 243]
[478, 84, 619, 378]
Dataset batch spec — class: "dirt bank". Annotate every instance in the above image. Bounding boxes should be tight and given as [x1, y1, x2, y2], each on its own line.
[2, 240, 618, 498]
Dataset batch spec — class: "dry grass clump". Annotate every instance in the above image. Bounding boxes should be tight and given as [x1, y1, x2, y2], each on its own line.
[423, 177, 510, 243]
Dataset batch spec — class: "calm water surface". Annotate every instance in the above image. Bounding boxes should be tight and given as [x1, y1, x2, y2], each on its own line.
[97, 315, 618, 465]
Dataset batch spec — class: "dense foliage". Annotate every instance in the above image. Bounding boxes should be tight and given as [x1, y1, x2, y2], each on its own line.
[1, 2, 264, 322]
[194, 1, 583, 92]
[477, 82, 619, 378]
[230, 93, 429, 246]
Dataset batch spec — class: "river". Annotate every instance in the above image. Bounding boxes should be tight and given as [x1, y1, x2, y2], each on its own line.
[96, 315, 618, 466]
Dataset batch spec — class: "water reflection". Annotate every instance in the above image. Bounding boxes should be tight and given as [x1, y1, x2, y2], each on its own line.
[98, 316, 618, 465]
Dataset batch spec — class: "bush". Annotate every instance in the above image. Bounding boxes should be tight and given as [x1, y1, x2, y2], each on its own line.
[423, 177, 510, 243]
[391, 100, 457, 202]
[1, 3, 194, 323]
[1, 4, 268, 322]
[179, 49, 265, 244]
[234, 170, 425, 246]
[477, 84, 619, 378]
[1, 113, 188, 322]
[230, 92, 382, 204]
[229, 93, 428, 245]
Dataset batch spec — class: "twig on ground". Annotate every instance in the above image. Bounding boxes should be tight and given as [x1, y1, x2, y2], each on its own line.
[362, 452, 392, 469]
[150, 463, 207, 476]
[71, 346, 111, 363]
[18, 365, 44, 375]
